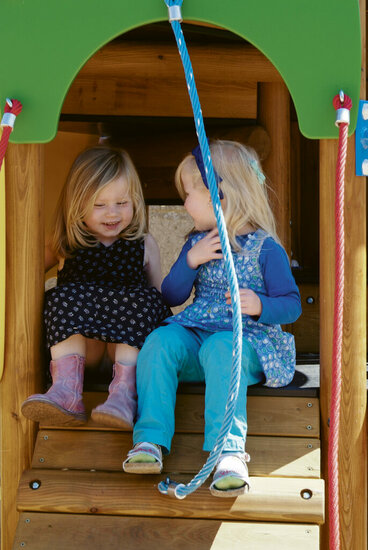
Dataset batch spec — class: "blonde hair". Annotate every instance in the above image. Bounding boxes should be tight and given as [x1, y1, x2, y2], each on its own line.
[175, 139, 279, 251]
[51, 146, 146, 258]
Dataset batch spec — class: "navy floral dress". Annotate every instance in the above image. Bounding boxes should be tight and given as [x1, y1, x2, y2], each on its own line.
[44, 238, 171, 349]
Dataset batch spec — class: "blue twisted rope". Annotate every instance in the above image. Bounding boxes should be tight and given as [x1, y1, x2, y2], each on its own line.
[158, 0, 244, 499]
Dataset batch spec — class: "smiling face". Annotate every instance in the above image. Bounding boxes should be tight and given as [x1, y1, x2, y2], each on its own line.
[181, 163, 217, 232]
[83, 175, 133, 246]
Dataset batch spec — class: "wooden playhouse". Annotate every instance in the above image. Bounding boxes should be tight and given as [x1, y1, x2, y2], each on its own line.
[0, 1, 366, 549]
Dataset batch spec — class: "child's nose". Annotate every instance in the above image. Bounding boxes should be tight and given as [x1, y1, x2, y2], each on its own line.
[107, 204, 118, 216]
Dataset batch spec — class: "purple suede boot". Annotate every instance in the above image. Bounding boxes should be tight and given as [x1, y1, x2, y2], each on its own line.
[91, 362, 137, 429]
[21, 354, 86, 426]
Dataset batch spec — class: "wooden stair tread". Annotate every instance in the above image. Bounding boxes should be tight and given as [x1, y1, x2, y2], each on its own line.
[14, 513, 320, 550]
[41, 393, 320, 438]
[17, 469, 324, 524]
[33, 430, 320, 478]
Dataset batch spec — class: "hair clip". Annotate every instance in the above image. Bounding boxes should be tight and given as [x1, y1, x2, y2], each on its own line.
[249, 158, 266, 185]
[191, 141, 224, 199]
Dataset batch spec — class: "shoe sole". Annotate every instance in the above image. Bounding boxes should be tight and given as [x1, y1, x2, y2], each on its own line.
[90, 410, 133, 430]
[123, 461, 162, 474]
[21, 399, 86, 426]
[210, 482, 249, 498]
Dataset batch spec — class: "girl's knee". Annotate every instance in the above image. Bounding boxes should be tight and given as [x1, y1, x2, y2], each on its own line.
[199, 332, 233, 366]
[137, 324, 192, 371]
[141, 324, 184, 352]
[199, 332, 258, 373]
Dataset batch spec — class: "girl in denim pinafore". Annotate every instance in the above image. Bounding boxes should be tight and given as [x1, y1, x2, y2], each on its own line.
[123, 140, 301, 497]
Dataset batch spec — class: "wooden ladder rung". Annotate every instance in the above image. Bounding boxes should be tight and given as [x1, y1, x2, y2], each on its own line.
[41, 393, 320, 438]
[32, 429, 320, 478]
[17, 469, 325, 524]
[14, 512, 320, 550]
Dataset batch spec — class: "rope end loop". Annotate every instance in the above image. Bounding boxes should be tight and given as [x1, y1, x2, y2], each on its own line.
[158, 477, 187, 499]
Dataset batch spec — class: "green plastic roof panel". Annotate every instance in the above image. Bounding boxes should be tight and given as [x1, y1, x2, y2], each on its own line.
[0, 0, 361, 143]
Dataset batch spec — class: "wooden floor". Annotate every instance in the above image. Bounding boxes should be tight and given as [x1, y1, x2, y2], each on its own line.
[14, 366, 324, 549]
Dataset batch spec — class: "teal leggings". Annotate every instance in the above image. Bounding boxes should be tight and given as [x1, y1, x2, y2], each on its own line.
[133, 324, 264, 453]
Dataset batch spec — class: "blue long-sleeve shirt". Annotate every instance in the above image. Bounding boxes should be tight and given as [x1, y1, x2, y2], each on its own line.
[162, 234, 301, 326]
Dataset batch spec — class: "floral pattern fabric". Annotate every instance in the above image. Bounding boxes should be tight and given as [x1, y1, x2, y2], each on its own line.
[164, 230, 296, 387]
[44, 238, 171, 349]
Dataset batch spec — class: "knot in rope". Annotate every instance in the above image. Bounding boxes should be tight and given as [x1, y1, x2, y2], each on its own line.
[163, 0, 183, 7]
[3, 98, 23, 118]
[333, 92, 352, 128]
[332, 92, 353, 112]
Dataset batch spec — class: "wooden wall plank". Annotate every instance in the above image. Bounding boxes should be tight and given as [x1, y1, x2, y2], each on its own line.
[17, 469, 325, 524]
[1, 144, 44, 550]
[287, 284, 319, 353]
[41, 393, 320, 438]
[32, 430, 320, 478]
[14, 513, 320, 550]
[62, 41, 280, 119]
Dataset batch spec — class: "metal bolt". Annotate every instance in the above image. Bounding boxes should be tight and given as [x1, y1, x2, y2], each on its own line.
[43, 435, 49, 440]
[307, 466, 313, 471]
[305, 529, 312, 535]
[39, 457, 45, 463]
[29, 480, 41, 490]
[301, 489, 313, 500]
[307, 444, 313, 449]
[306, 425, 312, 430]
[306, 296, 315, 305]
[307, 402, 313, 408]
[25, 519, 30, 524]
[20, 543, 26, 548]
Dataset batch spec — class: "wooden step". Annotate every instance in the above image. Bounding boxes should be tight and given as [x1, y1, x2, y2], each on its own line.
[13, 513, 319, 550]
[32, 429, 320, 478]
[41, 393, 320, 438]
[17, 469, 324, 524]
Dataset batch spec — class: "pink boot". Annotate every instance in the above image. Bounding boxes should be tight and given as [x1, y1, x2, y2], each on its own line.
[91, 362, 137, 429]
[21, 354, 86, 426]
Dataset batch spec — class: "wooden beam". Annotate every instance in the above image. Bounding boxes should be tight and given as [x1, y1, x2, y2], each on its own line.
[320, 0, 366, 548]
[1, 144, 44, 550]
[32, 430, 321, 478]
[14, 513, 320, 550]
[62, 41, 281, 118]
[258, 82, 291, 254]
[17, 469, 325, 524]
[41, 393, 320, 438]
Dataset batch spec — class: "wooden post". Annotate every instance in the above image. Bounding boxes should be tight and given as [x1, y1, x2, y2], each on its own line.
[1, 144, 44, 550]
[320, 1, 366, 547]
[258, 82, 291, 254]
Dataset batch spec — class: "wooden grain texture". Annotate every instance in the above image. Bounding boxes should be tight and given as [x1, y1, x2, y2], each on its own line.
[320, 2, 366, 548]
[32, 430, 320, 478]
[62, 41, 281, 119]
[62, 42, 258, 119]
[1, 145, 44, 550]
[258, 82, 291, 254]
[17, 469, 325, 524]
[41, 393, 320, 438]
[13, 513, 320, 550]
